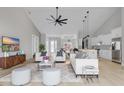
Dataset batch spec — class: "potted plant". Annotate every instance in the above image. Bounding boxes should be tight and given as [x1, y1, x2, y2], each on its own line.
[2, 45, 9, 57]
[33, 43, 46, 59]
[39, 43, 46, 54]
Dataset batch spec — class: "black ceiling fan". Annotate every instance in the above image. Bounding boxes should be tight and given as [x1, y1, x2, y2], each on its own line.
[46, 7, 68, 26]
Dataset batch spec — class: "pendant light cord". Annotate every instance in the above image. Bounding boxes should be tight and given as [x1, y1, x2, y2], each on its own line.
[56, 7, 58, 19]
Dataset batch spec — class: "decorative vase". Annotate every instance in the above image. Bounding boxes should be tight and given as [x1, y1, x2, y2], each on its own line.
[3, 52, 9, 57]
[43, 56, 49, 63]
[44, 59, 48, 63]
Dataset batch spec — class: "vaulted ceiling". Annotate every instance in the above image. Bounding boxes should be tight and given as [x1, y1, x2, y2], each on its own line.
[25, 7, 120, 35]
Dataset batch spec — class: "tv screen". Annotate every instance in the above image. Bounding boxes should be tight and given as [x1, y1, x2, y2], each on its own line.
[2, 36, 20, 52]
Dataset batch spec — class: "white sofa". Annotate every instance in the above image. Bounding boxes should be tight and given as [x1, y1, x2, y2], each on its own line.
[70, 50, 99, 77]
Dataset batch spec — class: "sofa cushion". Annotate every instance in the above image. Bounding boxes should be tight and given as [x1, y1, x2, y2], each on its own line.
[56, 51, 63, 57]
[75, 52, 88, 59]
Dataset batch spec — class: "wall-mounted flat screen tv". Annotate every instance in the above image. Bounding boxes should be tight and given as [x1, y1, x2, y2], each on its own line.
[2, 36, 20, 52]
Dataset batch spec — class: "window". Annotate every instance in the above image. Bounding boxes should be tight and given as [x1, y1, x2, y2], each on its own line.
[46, 40, 49, 52]
[32, 35, 39, 55]
[50, 40, 57, 53]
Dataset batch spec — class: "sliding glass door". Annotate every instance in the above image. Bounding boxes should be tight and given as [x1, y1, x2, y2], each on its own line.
[50, 40, 57, 53]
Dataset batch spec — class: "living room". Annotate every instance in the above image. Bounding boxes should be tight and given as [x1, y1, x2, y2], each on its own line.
[0, 7, 124, 86]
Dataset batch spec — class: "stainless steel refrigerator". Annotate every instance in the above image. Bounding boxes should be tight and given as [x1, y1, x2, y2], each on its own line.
[112, 38, 122, 63]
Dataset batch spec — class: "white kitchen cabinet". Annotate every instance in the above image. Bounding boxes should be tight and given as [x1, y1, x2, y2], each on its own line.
[99, 50, 112, 60]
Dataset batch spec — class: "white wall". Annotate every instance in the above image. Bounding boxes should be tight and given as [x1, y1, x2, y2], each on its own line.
[41, 33, 46, 45]
[91, 9, 121, 60]
[93, 9, 121, 37]
[121, 8, 124, 66]
[0, 8, 41, 59]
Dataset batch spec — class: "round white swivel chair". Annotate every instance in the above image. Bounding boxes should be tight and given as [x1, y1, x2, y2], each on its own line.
[42, 68, 61, 86]
[11, 68, 31, 85]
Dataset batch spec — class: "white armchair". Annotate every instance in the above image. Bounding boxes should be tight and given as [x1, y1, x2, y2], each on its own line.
[51, 51, 66, 63]
[35, 52, 43, 62]
[56, 51, 66, 62]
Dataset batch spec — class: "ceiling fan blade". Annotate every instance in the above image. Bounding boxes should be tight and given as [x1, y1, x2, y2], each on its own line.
[49, 21, 56, 23]
[57, 15, 62, 20]
[50, 15, 56, 20]
[59, 19, 68, 22]
[46, 18, 54, 21]
[54, 22, 57, 26]
[60, 21, 67, 24]
[58, 22, 62, 26]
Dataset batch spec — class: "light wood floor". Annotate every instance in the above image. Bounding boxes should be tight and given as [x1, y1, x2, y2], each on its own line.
[0, 58, 124, 86]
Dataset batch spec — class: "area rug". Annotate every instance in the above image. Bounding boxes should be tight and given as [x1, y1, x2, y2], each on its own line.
[0, 62, 82, 83]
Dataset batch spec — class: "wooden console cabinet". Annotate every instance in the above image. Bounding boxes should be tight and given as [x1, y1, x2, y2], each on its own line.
[0, 55, 26, 69]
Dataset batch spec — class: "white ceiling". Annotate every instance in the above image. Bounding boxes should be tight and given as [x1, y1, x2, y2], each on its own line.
[26, 7, 120, 35]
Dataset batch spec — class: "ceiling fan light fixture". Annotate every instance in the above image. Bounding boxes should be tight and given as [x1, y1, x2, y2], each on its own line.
[47, 7, 68, 26]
